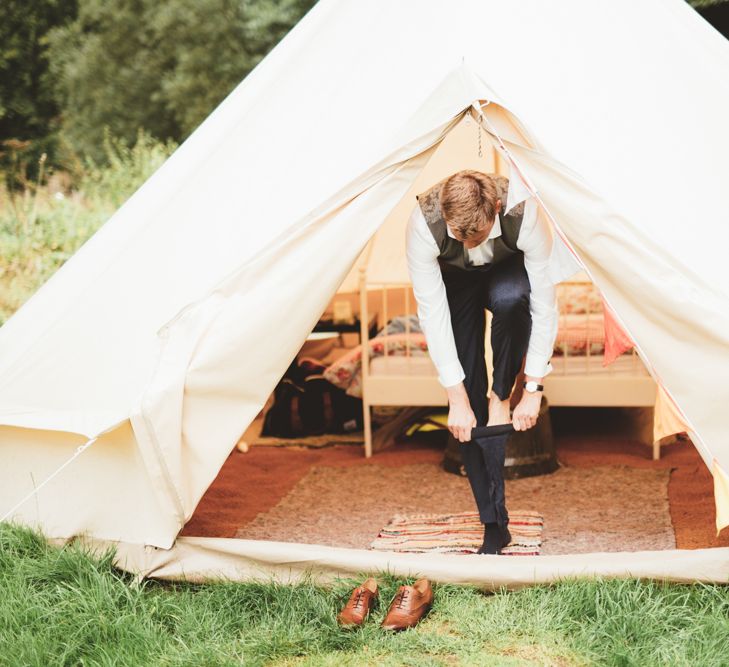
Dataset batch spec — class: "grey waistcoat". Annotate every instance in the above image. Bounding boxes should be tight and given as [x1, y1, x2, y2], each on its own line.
[415, 173, 524, 273]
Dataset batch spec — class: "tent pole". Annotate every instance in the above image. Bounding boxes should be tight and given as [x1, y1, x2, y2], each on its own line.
[359, 268, 373, 458]
[383, 286, 388, 357]
[405, 287, 411, 358]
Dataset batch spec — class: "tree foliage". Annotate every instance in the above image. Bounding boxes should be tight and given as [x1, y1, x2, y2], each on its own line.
[0, 0, 77, 140]
[46, 0, 316, 163]
[0, 0, 78, 182]
[0, 0, 315, 178]
[5, 0, 716, 174]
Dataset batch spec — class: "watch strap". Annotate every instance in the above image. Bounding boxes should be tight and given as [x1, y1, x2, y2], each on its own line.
[523, 381, 544, 392]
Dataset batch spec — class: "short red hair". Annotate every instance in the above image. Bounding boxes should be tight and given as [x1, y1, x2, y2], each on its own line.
[439, 170, 498, 238]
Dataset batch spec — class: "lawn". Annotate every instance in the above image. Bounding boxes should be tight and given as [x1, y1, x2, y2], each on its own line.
[1, 523, 728, 666]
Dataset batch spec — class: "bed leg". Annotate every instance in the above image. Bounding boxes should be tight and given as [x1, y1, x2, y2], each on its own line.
[652, 439, 661, 461]
[363, 401, 373, 458]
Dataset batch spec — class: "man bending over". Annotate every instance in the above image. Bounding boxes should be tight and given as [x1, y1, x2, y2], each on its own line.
[406, 169, 576, 554]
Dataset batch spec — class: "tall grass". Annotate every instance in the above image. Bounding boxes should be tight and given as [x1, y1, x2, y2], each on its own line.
[1, 523, 728, 666]
[0, 130, 177, 326]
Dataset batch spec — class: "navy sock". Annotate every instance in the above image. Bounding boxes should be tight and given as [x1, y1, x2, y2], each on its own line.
[477, 522, 501, 554]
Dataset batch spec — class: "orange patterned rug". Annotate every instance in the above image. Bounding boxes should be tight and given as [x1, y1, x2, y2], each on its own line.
[370, 510, 543, 555]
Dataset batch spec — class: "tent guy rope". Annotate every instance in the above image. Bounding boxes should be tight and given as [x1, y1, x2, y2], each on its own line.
[0, 436, 98, 523]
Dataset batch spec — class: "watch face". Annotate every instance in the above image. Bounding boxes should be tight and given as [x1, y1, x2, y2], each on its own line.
[525, 381, 538, 392]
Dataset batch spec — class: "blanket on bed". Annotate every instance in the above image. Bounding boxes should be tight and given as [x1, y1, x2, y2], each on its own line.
[323, 332, 429, 398]
[324, 284, 626, 398]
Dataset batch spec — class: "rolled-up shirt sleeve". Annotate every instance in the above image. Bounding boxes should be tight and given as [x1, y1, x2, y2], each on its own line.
[516, 198, 559, 378]
[405, 205, 465, 388]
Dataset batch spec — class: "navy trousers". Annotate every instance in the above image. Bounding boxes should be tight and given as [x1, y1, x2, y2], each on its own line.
[441, 252, 532, 526]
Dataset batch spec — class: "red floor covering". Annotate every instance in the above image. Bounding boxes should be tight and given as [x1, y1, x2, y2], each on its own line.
[182, 408, 729, 550]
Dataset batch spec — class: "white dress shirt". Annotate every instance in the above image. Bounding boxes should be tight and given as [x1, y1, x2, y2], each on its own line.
[405, 182, 581, 388]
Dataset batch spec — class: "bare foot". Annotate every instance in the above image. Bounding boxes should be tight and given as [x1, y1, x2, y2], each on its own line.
[487, 395, 511, 426]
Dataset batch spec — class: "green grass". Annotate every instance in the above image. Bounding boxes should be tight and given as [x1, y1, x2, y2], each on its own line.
[1, 523, 728, 666]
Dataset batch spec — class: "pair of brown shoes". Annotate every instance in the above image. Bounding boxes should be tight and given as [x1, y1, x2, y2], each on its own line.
[336, 577, 433, 631]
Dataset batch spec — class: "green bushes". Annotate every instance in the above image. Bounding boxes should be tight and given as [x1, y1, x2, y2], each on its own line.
[1, 0, 317, 180]
[0, 130, 176, 325]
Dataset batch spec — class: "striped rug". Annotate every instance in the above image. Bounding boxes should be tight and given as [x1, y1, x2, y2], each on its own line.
[370, 510, 543, 555]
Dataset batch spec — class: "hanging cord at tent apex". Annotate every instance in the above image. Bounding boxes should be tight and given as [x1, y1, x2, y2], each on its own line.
[0, 435, 98, 522]
[473, 100, 529, 186]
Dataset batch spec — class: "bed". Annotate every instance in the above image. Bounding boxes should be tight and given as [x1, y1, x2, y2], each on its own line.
[323, 273, 658, 459]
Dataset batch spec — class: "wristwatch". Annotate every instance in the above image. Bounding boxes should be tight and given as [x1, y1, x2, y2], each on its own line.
[523, 380, 544, 393]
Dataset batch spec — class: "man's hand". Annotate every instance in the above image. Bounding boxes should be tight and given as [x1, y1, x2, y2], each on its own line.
[512, 391, 541, 431]
[446, 382, 477, 443]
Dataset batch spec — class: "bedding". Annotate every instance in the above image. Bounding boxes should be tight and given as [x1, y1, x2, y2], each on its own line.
[554, 313, 605, 356]
[549, 353, 648, 376]
[324, 283, 626, 397]
[323, 332, 429, 398]
[557, 281, 603, 314]
[324, 317, 621, 398]
[367, 350, 647, 378]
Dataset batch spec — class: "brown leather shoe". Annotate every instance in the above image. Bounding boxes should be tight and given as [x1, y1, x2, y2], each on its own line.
[380, 578, 433, 631]
[336, 578, 378, 627]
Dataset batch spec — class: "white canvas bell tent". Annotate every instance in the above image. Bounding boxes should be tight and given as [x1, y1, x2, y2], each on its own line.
[2, 0, 729, 586]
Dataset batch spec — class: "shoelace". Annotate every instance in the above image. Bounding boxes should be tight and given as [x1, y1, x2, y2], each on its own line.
[352, 589, 365, 609]
[394, 588, 410, 609]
